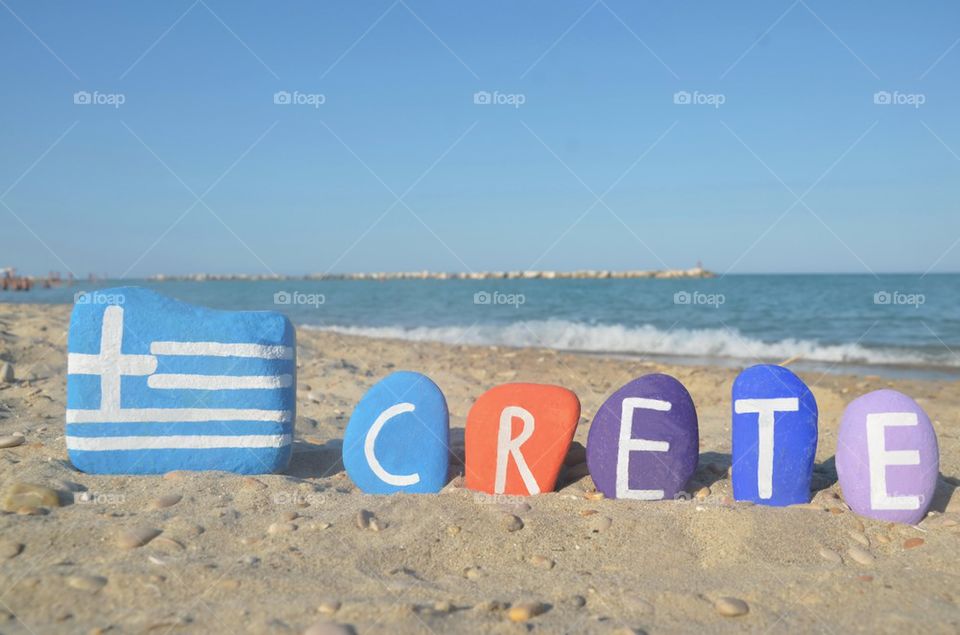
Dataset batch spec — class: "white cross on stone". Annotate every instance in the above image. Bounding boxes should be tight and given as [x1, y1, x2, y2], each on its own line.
[68, 305, 157, 413]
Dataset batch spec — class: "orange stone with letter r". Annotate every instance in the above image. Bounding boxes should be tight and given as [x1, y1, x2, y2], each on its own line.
[465, 383, 581, 496]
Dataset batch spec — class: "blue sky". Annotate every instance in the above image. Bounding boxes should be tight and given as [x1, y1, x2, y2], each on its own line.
[1, 1, 958, 277]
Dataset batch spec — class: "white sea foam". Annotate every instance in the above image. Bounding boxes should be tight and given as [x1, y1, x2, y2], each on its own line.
[310, 320, 957, 368]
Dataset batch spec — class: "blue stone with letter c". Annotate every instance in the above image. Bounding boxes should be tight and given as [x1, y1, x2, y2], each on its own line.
[343, 371, 449, 494]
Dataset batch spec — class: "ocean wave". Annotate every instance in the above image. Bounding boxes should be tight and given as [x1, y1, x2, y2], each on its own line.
[308, 320, 957, 368]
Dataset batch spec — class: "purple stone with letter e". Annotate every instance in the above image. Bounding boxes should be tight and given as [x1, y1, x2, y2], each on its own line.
[586, 373, 698, 501]
[836, 389, 939, 524]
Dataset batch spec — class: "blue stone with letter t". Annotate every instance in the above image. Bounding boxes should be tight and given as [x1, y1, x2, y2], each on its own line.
[732, 364, 818, 506]
[66, 286, 296, 475]
[343, 371, 449, 494]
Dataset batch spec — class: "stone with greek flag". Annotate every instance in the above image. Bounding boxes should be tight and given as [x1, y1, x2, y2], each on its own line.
[66, 287, 295, 474]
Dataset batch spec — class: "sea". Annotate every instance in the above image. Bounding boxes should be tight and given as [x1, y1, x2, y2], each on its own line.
[3, 274, 958, 380]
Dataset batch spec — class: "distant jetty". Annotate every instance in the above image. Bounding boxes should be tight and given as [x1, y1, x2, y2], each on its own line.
[148, 267, 715, 282]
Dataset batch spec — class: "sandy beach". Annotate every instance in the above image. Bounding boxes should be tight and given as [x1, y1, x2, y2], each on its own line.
[1, 302, 958, 634]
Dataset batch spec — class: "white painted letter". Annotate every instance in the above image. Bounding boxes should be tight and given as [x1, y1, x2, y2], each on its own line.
[617, 398, 672, 500]
[734, 398, 799, 499]
[866, 412, 920, 511]
[495, 406, 539, 495]
[365, 402, 421, 487]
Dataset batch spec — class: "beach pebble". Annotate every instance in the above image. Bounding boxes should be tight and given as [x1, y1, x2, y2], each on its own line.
[343, 371, 450, 494]
[66, 575, 108, 593]
[354, 509, 384, 531]
[589, 515, 613, 533]
[0, 362, 14, 383]
[465, 383, 580, 495]
[302, 621, 354, 635]
[566, 595, 587, 608]
[433, 600, 453, 613]
[818, 547, 842, 564]
[714, 596, 749, 617]
[317, 599, 341, 615]
[0, 434, 25, 449]
[836, 389, 939, 524]
[695, 486, 711, 500]
[528, 555, 554, 570]
[268, 522, 297, 535]
[0, 540, 24, 559]
[473, 600, 505, 611]
[150, 494, 182, 510]
[903, 537, 925, 549]
[2, 483, 61, 511]
[152, 537, 185, 551]
[464, 567, 482, 580]
[848, 531, 870, 547]
[66, 287, 295, 475]
[507, 601, 548, 622]
[732, 365, 818, 506]
[241, 477, 267, 490]
[165, 518, 204, 537]
[500, 513, 523, 532]
[847, 546, 875, 566]
[587, 374, 698, 500]
[118, 526, 162, 549]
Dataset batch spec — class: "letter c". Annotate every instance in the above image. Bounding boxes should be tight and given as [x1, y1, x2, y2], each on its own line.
[364, 402, 421, 486]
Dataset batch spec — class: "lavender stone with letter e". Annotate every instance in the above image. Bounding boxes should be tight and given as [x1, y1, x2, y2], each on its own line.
[732, 364, 818, 506]
[836, 389, 939, 524]
[586, 373, 698, 500]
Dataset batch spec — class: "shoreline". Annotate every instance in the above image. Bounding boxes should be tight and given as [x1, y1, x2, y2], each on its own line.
[300, 324, 960, 383]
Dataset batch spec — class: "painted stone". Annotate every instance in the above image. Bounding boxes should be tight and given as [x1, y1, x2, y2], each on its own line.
[66, 287, 295, 475]
[586, 373, 698, 500]
[465, 383, 580, 496]
[732, 365, 818, 506]
[836, 389, 939, 524]
[343, 371, 449, 494]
